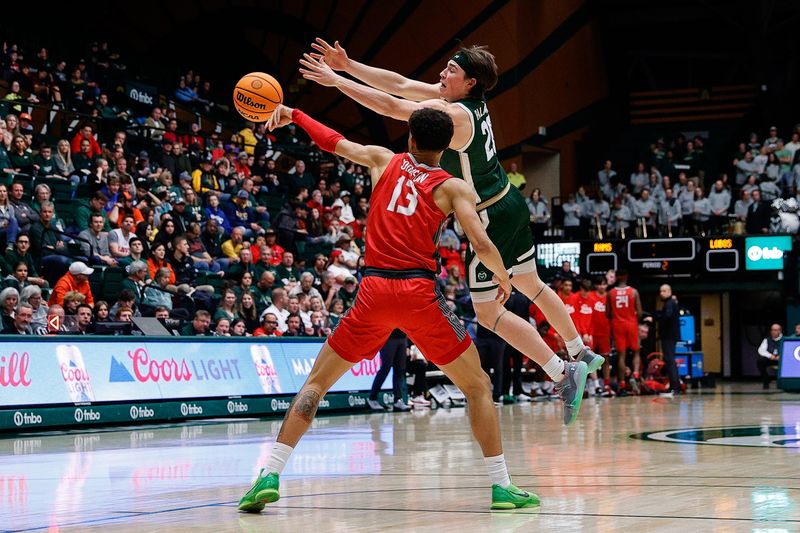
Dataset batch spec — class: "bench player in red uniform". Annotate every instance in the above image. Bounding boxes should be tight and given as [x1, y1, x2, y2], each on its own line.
[239, 105, 587, 512]
[569, 279, 600, 393]
[590, 277, 613, 394]
[608, 271, 643, 392]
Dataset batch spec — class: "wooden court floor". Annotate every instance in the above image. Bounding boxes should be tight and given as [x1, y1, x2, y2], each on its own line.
[1, 383, 799, 532]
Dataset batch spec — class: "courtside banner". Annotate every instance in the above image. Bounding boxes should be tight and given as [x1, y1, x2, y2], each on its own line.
[0, 338, 387, 407]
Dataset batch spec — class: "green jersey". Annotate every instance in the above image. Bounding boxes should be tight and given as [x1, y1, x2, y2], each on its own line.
[439, 97, 509, 203]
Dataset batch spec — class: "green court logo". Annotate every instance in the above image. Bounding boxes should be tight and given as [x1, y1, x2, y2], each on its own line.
[633, 425, 800, 447]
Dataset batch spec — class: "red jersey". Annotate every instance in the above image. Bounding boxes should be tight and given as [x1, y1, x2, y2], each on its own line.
[365, 153, 452, 271]
[610, 285, 637, 324]
[568, 291, 594, 336]
[590, 291, 611, 337]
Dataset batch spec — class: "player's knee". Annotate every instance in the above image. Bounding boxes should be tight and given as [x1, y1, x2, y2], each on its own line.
[461, 372, 492, 399]
[474, 302, 503, 329]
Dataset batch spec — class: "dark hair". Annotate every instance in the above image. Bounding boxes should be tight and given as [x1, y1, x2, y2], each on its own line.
[409, 108, 454, 152]
[118, 289, 136, 302]
[458, 45, 498, 98]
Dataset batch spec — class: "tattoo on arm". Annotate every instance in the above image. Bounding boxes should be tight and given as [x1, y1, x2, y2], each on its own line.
[277, 390, 321, 440]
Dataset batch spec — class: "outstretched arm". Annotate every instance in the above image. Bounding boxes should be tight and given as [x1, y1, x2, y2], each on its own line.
[267, 104, 393, 187]
[300, 53, 440, 121]
[299, 54, 471, 147]
[311, 38, 440, 101]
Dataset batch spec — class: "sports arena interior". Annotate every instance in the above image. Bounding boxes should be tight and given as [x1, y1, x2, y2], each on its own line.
[1, 1, 800, 531]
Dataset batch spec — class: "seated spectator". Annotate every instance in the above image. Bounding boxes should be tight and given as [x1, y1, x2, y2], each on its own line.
[263, 228, 284, 265]
[0, 287, 19, 330]
[79, 213, 117, 266]
[227, 247, 257, 282]
[230, 317, 251, 336]
[758, 324, 782, 389]
[213, 317, 231, 336]
[49, 261, 94, 307]
[63, 290, 86, 316]
[170, 236, 198, 286]
[147, 242, 176, 284]
[204, 194, 232, 234]
[31, 201, 72, 281]
[120, 261, 149, 305]
[733, 189, 752, 234]
[252, 270, 276, 315]
[8, 135, 33, 176]
[6, 234, 48, 289]
[94, 300, 110, 323]
[20, 285, 47, 332]
[72, 303, 94, 334]
[9, 182, 38, 234]
[118, 237, 147, 268]
[142, 267, 174, 312]
[70, 124, 102, 157]
[4, 261, 34, 292]
[282, 313, 306, 337]
[338, 276, 358, 310]
[76, 192, 112, 232]
[261, 287, 289, 331]
[238, 292, 260, 332]
[181, 310, 211, 336]
[0, 303, 33, 334]
[275, 251, 300, 286]
[145, 107, 166, 142]
[253, 312, 282, 337]
[115, 306, 134, 322]
[221, 226, 245, 262]
[109, 214, 136, 259]
[215, 289, 239, 323]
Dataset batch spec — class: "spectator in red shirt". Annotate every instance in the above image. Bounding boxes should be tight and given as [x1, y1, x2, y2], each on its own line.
[70, 123, 102, 158]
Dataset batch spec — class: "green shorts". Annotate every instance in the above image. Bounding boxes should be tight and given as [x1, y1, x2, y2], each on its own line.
[465, 187, 536, 302]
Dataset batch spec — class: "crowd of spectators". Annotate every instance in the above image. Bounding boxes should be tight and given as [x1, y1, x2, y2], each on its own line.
[523, 126, 800, 239]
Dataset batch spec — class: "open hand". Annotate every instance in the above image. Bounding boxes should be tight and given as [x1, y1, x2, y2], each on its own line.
[299, 54, 340, 88]
[266, 104, 294, 132]
[493, 274, 511, 305]
[310, 38, 349, 70]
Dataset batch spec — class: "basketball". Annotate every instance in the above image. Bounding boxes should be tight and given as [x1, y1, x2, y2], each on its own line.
[232, 72, 283, 122]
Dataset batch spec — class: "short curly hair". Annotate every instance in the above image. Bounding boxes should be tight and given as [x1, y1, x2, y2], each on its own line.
[409, 108, 454, 152]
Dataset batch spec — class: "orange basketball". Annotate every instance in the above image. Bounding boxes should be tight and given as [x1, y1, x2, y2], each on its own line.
[232, 72, 283, 122]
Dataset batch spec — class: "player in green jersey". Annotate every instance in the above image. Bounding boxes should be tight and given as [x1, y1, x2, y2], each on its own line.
[301, 40, 602, 425]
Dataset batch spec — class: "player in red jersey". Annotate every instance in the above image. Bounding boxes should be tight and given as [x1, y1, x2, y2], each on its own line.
[608, 270, 642, 389]
[239, 105, 567, 512]
[569, 279, 600, 393]
[590, 277, 613, 392]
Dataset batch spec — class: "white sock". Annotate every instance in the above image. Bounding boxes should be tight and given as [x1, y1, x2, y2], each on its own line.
[484, 453, 511, 488]
[265, 442, 293, 475]
[542, 355, 566, 382]
[565, 336, 585, 358]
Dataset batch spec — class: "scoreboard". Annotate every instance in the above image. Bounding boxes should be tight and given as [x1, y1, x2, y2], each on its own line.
[567, 235, 793, 279]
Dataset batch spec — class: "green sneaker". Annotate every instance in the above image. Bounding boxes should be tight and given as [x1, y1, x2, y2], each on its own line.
[490, 483, 540, 510]
[238, 469, 280, 513]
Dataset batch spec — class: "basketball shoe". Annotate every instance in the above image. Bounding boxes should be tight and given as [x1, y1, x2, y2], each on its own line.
[578, 347, 605, 374]
[554, 361, 588, 426]
[491, 482, 540, 510]
[238, 469, 280, 513]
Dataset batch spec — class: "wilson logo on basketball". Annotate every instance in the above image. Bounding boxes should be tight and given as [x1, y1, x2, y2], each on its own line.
[0, 352, 31, 387]
[235, 92, 267, 110]
[129, 348, 192, 382]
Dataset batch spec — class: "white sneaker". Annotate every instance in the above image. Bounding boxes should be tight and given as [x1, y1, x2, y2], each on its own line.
[367, 399, 385, 411]
[410, 395, 431, 406]
[515, 394, 532, 402]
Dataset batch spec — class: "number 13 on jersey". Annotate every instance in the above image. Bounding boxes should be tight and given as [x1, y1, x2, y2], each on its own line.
[386, 176, 419, 216]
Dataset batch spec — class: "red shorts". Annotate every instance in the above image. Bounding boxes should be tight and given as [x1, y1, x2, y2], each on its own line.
[612, 322, 640, 353]
[328, 276, 471, 366]
[593, 335, 611, 355]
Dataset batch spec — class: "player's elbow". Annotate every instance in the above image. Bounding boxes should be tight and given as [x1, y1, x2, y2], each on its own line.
[470, 236, 492, 258]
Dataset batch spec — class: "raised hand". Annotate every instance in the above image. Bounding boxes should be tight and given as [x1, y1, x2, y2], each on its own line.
[299, 54, 341, 88]
[309, 38, 349, 71]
